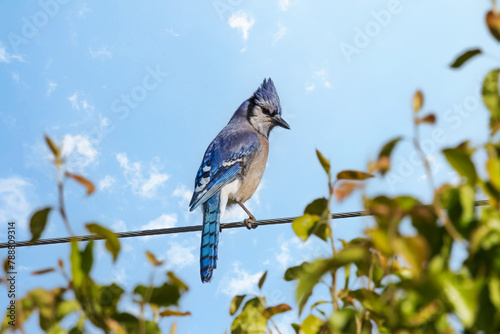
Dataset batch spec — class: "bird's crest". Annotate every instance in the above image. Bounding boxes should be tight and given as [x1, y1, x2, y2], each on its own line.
[252, 78, 282, 115]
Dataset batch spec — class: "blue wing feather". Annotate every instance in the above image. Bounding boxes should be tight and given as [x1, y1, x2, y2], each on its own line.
[189, 129, 260, 211]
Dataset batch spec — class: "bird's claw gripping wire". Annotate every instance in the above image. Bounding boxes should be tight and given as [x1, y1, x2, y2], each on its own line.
[244, 218, 258, 230]
[237, 201, 258, 230]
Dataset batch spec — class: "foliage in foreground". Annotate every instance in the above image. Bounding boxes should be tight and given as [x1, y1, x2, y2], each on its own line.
[229, 4, 500, 333]
[1, 138, 190, 333]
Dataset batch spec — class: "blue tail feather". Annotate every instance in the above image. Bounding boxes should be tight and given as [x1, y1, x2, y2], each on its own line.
[200, 192, 220, 283]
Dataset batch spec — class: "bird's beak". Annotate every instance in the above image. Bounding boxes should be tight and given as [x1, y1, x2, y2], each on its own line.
[273, 115, 291, 130]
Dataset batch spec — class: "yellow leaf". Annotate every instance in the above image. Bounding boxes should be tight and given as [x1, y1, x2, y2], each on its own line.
[413, 90, 424, 112]
[45, 135, 62, 167]
[337, 170, 374, 181]
[146, 250, 164, 267]
[159, 309, 191, 317]
[105, 318, 128, 334]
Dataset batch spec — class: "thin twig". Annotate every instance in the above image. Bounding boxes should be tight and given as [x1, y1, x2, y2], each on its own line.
[413, 115, 462, 241]
[58, 176, 74, 237]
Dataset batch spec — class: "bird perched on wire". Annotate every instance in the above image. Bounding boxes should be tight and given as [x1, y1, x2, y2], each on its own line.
[189, 78, 290, 283]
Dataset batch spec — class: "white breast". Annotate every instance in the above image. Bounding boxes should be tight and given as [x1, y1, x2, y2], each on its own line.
[219, 179, 241, 219]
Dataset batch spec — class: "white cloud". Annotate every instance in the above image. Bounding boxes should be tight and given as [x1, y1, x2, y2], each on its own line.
[110, 220, 126, 232]
[62, 134, 98, 170]
[0, 177, 33, 232]
[165, 242, 196, 269]
[99, 175, 116, 191]
[166, 28, 179, 37]
[11, 72, 20, 83]
[77, 3, 90, 17]
[89, 46, 112, 59]
[279, 0, 290, 11]
[218, 261, 262, 296]
[68, 92, 94, 113]
[116, 153, 169, 198]
[0, 44, 25, 63]
[273, 24, 287, 44]
[314, 69, 331, 88]
[172, 184, 192, 206]
[46, 81, 57, 96]
[306, 69, 331, 92]
[142, 213, 177, 230]
[229, 11, 255, 42]
[275, 236, 330, 270]
[140, 213, 177, 241]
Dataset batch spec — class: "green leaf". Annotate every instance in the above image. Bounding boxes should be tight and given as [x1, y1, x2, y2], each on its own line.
[258, 271, 267, 290]
[291, 323, 300, 334]
[393, 236, 429, 276]
[373, 136, 403, 176]
[336, 170, 374, 181]
[304, 198, 328, 216]
[482, 68, 500, 135]
[296, 247, 367, 314]
[450, 49, 482, 68]
[85, 223, 121, 262]
[55, 300, 80, 320]
[113, 313, 161, 334]
[292, 214, 317, 241]
[159, 310, 191, 317]
[284, 262, 309, 281]
[262, 303, 291, 318]
[487, 157, 500, 191]
[292, 214, 321, 242]
[81, 240, 94, 276]
[167, 272, 189, 292]
[134, 283, 181, 307]
[301, 314, 324, 334]
[379, 137, 403, 159]
[442, 148, 478, 185]
[328, 308, 357, 332]
[30, 207, 51, 241]
[230, 295, 246, 316]
[231, 297, 267, 334]
[310, 300, 330, 311]
[439, 272, 480, 328]
[70, 239, 84, 288]
[316, 149, 330, 177]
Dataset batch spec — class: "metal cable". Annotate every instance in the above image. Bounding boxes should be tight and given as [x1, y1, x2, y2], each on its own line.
[0, 199, 490, 249]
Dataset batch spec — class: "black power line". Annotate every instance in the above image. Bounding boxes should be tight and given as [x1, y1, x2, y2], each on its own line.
[0, 200, 490, 249]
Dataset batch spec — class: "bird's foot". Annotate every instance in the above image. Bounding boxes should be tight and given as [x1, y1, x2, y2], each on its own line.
[244, 218, 258, 230]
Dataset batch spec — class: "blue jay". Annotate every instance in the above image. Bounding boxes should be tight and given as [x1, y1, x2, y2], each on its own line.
[189, 78, 290, 283]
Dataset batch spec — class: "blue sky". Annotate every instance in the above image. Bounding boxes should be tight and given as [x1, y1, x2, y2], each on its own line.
[0, 0, 495, 333]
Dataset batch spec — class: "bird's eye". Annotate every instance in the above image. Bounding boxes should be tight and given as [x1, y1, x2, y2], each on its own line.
[261, 108, 271, 115]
